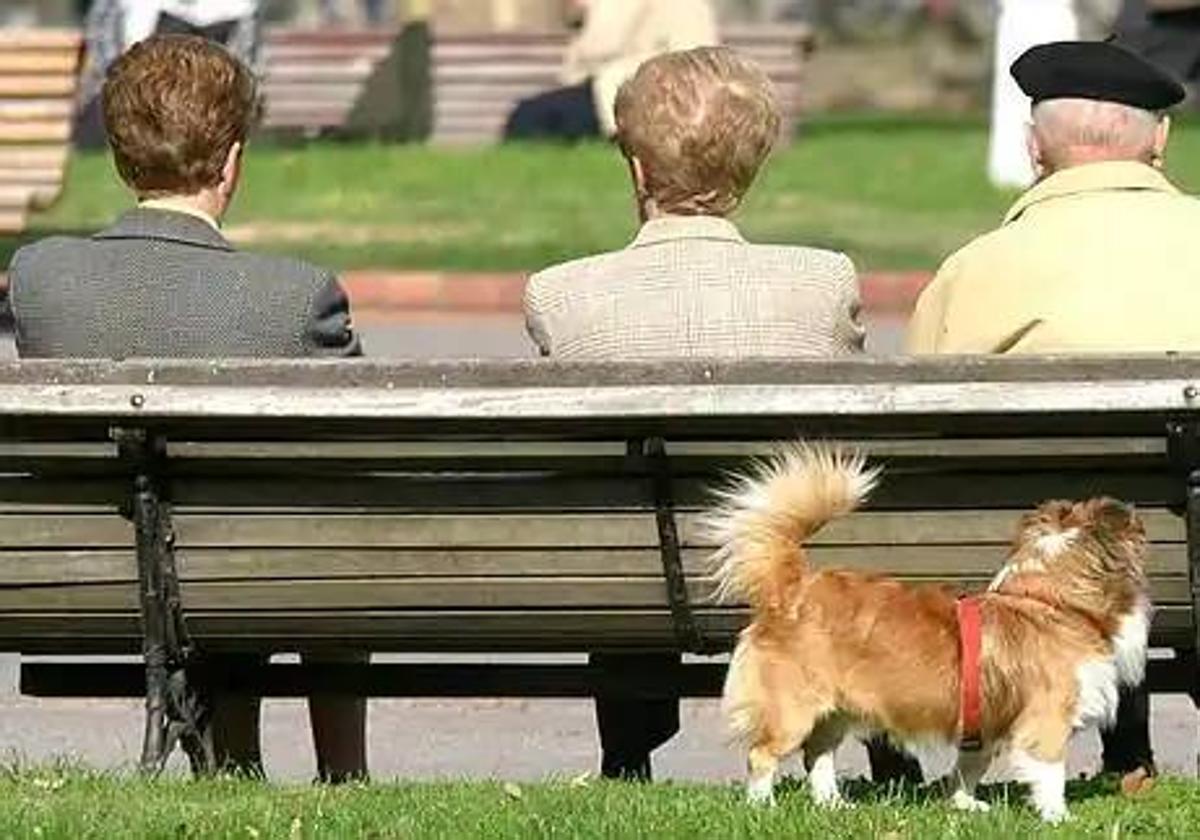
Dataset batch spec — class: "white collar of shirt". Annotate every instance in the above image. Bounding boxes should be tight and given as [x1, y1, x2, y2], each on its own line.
[138, 198, 221, 231]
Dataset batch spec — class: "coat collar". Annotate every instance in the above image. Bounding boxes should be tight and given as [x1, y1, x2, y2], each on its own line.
[93, 206, 234, 252]
[629, 215, 747, 249]
[1004, 161, 1180, 225]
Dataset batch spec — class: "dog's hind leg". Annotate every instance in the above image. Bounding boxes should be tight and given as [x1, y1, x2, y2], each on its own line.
[745, 706, 821, 806]
[948, 748, 993, 813]
[803, 717, 850, 808]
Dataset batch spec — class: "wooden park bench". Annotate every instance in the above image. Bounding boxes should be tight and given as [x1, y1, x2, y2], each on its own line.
[0, 356, 1197, 773]
[0, 29, 80, 235]
[261, 24, 813, 143]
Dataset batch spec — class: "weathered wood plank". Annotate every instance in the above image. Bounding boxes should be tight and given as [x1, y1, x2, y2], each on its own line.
[165, 469, 1178, 511]
[0, 355, 1196, 389]
[0, 541, 1185, 585]
[0, 378, 1195, 423]
[171, 513, 659, 548]
[0, 515, 130, 547]
[0, 573, 1186, 612]
[0, 606, 1189, 655]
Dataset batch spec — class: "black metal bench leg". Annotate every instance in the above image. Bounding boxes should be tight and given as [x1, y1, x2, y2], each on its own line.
[120, 429, 215, 776]
[1185, 470, 1200, 708]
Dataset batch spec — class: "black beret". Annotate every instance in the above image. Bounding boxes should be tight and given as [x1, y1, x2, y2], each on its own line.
[1011, 41, 1186, 111]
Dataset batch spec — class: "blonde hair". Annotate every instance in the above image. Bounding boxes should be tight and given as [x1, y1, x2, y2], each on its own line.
[614, 46, 782, 217]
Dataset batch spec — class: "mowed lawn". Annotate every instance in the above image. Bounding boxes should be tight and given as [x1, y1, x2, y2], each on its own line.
[3, 769, 1199, 839]
[24, 116, 1200, 276]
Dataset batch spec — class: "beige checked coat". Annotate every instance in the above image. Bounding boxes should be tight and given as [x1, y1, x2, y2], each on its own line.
[523, 216, 866, 359]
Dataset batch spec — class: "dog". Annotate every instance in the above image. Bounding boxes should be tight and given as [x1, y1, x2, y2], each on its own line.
[706, 444, 1150, 823]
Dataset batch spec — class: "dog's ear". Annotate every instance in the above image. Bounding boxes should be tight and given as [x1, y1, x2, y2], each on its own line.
[1016, 500, 1074, 533]
[1075, 498, 1144, 539]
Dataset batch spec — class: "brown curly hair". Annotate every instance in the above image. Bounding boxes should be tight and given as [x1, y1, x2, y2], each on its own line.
[102, 35, 259, 196]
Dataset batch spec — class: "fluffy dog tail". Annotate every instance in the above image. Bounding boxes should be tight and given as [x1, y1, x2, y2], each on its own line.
[705, 443, 878, 614]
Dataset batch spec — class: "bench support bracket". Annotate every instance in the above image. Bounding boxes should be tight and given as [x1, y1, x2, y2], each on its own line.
[114, 427, 214, 776]
[644, 438, 708, 654]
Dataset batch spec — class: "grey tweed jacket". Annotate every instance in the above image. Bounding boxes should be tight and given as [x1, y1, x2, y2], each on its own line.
[524, 216, 865, 359]
[8, 207, 360, 359]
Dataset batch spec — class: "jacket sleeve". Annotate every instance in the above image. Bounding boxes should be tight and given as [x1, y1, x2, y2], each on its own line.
[306, 276, 362, 357]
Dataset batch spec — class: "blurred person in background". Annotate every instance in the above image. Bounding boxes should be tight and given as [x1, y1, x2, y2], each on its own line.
[76, 0, 262, 147]
[988, 0, 1079, 187]
[1116, 0, 1200, 99]
[504, 0, 720, 141]
[318, 0, 389, 26]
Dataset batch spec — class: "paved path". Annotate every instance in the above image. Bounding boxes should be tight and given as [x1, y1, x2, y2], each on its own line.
[0, 319, 1195, 784]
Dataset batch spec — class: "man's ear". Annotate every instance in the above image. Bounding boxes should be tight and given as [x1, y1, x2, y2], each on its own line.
[625, 152, 653, 222]
[628, 153, 647, 197]
[220, 141, 243, 200]
[1024, 123, 1046, 180]
[1153, 115, 1171, 168]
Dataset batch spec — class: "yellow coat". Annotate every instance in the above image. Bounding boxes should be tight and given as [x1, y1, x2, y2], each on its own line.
[906, 161, 1200, 354]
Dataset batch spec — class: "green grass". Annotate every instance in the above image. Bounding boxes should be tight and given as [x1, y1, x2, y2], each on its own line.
[1, 767, 1198, 838]
[16, 116, 1200, 274]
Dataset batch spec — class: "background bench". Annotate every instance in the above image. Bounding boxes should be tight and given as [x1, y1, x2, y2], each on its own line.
[261, 25, 813, 142]
[0, 29, 79, 234]
[0, 356, 1197, 772]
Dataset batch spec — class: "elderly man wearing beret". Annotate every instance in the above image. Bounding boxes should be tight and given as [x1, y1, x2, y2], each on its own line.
[908, 39, 1200, 791]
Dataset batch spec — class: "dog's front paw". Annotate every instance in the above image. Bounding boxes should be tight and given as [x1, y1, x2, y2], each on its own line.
[812, 790, 854, 810]
[1036, 803, 1070, 825]
[949, 790, 991, 813]
[746, 776, 775, 807]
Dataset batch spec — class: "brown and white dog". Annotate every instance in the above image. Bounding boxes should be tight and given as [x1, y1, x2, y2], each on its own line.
[707, 444, 1150, 823]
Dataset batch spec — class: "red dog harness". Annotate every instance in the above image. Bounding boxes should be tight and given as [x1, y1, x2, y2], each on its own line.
[957, 596, 984, 751]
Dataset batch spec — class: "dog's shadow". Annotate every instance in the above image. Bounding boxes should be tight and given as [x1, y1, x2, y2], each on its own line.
[774, 773, 1120, 808]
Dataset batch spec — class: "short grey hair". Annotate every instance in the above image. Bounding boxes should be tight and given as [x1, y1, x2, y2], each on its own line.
[1031, 98, 1163, 170]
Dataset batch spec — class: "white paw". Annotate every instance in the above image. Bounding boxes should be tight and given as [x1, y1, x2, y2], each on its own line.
[746, 778, 775, 807]
[1036, 803, 1070, 825]
[812, 790, 853, 810]
[950, 790, 991, 813]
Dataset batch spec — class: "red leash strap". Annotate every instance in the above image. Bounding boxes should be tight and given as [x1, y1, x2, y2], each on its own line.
[957, 596, 984, 751]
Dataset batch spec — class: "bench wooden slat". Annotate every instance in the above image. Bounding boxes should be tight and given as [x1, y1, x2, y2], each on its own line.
[162, 470, 1177, 511]
[0, 120, 72, 143]
[0, 77, 76, 98]
[1, 505, 1179, 552]
[0, 542, 1186, 586]
[0, 52, 79, 75]
[0, 566, 1187, 611]
[0, 605, 1190, 655]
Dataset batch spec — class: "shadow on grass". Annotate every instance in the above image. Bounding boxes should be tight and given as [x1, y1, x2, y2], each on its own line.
[772, 771, 1122, 808]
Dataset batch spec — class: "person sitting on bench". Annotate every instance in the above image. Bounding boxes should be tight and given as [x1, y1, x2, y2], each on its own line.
[524, 46, 864, 780]
[504, 0, 718, 142]
[6, 34, 366, 783]
[908, 39, 1198, 793]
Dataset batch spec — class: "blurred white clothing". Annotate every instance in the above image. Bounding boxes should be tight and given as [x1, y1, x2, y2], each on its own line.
[988, 0, 1079, 188]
